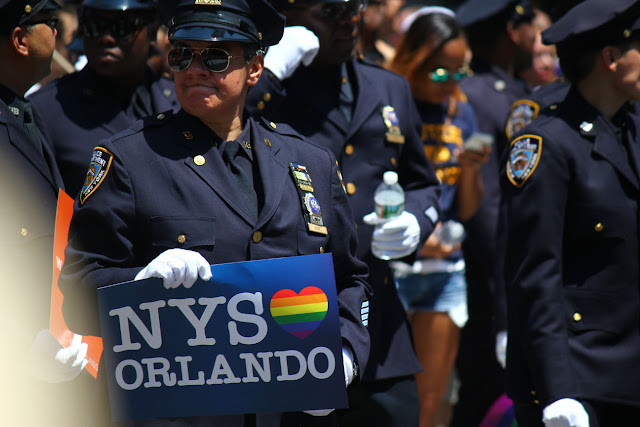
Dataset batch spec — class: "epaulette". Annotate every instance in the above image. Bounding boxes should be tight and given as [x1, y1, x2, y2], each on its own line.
[258, 116, 304, 140]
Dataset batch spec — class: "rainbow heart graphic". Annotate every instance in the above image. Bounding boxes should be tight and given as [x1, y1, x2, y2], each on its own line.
[270, 286, 328, 339]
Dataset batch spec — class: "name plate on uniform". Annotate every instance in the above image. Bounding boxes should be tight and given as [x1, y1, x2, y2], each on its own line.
[97, 254, 346, 421]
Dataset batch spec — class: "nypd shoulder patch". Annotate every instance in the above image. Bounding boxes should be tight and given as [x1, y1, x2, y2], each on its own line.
[507, 134, 542, 188]
[506, 99, 540, 140]
[80, 147, 114, 205]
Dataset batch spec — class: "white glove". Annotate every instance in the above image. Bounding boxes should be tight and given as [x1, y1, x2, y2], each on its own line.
[496, 330, 507, 369]
[135, 248, 212, 289]
[543, 398, 590, 427]
[363, 211, 421, 259]
[303, 346, 356, 417]
[29, 329, 88, 383]
[264, 26, 319, 80]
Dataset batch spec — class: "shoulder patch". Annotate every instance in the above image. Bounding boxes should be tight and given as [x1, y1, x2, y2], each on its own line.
[506, 134, 542, 188]
[506, 99, 540, 140]
[80, 147, 114, 205]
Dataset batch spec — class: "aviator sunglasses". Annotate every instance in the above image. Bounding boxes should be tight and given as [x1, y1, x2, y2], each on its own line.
[168, 47, 246, 72]
[428, 66, 470, 83]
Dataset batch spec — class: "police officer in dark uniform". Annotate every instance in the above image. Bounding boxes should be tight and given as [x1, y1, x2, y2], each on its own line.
[449, 2, 536, 425]
[502, 1, 640, 425]
[0, 0, 97, 424]
[58, 0, 371, 424]
[244, 0, 441, 424]
[28, 0, 179, 198]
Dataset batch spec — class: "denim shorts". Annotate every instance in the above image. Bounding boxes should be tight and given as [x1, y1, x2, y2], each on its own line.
[395, 270, 468, 327]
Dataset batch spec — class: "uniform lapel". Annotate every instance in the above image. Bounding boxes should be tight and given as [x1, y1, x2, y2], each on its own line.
[249, 118, 288, 228]
[590, 116, 639, 190]
[2, 105, 60, 193]
[347, 59, 386, 141]
[178, 113, 257, 224]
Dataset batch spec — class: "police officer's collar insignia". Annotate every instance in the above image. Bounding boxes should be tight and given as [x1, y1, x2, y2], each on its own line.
[289, 163, 328, 235]
[194, 0, 221, 4]
[8, 106, 19, 116]
[382, 106, 405, 144]
[507, 134, 542, 188]
[580, 121, 594, 133]
[80, 147, 114, 205]
[506, 99, 540, 140]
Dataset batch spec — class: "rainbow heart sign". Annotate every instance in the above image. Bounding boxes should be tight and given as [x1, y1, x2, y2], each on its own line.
[270, 287, 328, 338]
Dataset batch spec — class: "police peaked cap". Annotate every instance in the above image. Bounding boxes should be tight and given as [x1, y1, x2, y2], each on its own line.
[0, 0, 60, 33]
[159, 0, 285, 48]
[83, 0, 157, 12]
[542, 0, 640, 55]
[456, 0, 534, 28]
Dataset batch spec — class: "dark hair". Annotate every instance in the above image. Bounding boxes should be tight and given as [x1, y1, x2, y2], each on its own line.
[559, 38, 635, 84]
[389, 12, 463, 92]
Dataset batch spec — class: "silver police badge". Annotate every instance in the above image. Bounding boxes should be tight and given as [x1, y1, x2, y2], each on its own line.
[507, 135, 542, 188]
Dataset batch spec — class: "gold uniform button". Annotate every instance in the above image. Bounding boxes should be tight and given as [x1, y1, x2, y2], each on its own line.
[345, 144, 354, 155]
[346, 183, 356, 195]
[157, 113, 165, 120]
[550, 104, 558, 110]
[194, 155, 205, 166]
[252, 231, 263, 243]
[21, 227, 28, 237]
[390, 157, 397, 167]
[177, 234, 186, 244]
[319, 246, 324, 254]
[530, 390, 536, 396]
[534, 400, 540, 405]
[257, 101, 265, 110]
[270, 122, 277, 129]
[573, 312, 582, 322]
[263, 93, 272, 102]
[594, 222, 603, 232]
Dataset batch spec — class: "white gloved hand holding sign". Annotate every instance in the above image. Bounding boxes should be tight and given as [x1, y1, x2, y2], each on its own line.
[29, 329, 88, 383]
[135, 248, 212, 289]
[303, 346, 357, 416]
[264, 26, 320, 80]
[363, 211, 421, 260]
[543, 398, 590, 427]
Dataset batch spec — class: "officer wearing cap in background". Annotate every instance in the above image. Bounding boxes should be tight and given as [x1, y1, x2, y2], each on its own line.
[504, 0, 585, 145]
[502, 0, 640, 425]
[244, 0, 441, 424]
[447, 1, 536, 425]
[58, 0, 371, 424]
[28, 0, 179, 198]
[0, 0, 97, 424]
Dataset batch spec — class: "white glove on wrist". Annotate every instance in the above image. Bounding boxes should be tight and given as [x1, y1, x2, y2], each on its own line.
[135, 248, 212, 289]
[543, 398, 590, 427]
[302, 346, 355, 417]
[264, 26, 319, 80]
[29, 330, 88, 383]
[496, 330, 507, 369]
[363, 211, 421, 259]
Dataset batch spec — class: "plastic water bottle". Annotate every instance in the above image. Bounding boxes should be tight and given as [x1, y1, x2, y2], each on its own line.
[374, 171, 405, 219]
[435, 220, 465, 246]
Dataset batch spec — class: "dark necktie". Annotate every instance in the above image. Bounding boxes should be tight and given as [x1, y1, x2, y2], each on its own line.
[222, 141, 258, 222]
[339, 63, 353, 126]
[23, 103, 43, 155]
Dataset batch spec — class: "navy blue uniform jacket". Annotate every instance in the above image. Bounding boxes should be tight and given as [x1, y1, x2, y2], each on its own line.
[28, 67, 179, 197]
[502, 87, 640, 408]
[246, 58, 441, 381]
[0, 87, 63, 339]
[59, 110, 371, 377]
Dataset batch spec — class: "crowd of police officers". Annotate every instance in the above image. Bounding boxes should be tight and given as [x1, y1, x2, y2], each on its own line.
[2, 0, 640, 425]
